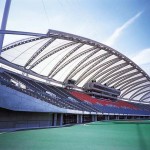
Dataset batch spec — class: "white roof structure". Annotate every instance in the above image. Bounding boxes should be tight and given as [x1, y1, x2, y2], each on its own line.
[0, 29, 150, 103]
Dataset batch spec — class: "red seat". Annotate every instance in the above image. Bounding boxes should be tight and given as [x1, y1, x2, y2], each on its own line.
[70, 91, 98, 104]
[70, 91, 138, 109]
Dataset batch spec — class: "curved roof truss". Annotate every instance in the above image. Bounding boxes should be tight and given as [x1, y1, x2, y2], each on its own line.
[121, 84, 150, 98]
[141, 94, 150, 101]
[97, 62, 128, 83]
[80, 57, 121, 85]
[106, 67, 136, 85]
[0, 29, 150, 102]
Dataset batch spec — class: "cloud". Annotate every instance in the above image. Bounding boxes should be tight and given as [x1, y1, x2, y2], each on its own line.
[104, 12, 142, 46]
[132, 48, 150, 65]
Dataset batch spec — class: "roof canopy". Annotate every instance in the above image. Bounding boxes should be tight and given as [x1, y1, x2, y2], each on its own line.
[0, 29, 150, 103]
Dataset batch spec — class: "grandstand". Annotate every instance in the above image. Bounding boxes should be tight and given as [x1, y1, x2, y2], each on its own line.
[0, 1, 150, 150]
[0, 29, 150, 131]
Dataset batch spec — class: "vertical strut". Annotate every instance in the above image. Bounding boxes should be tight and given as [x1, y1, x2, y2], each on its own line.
[0, 0, 11, 55]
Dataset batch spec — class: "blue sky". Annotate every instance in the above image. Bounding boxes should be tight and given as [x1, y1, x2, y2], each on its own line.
[0, 0, 150, 74]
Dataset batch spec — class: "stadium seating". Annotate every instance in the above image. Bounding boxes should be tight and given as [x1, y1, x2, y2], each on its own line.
[69, 90, 150, 115]
[0, 70, 150, 116]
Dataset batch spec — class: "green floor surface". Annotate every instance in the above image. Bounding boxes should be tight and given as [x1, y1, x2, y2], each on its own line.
[0, 120, 150, 150]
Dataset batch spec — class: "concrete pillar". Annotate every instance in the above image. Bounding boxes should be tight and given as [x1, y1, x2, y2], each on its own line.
[54, 113, 57, 126]
[125, 116, 127, 120]
[92, 115, 95, 122]
[49, 113, 53, 126]
[115, 115, 119, 120]
[80, 115, 83, 123]
[95, 115, 97, 122]
[105, 115, 110, 120]
[77, 114, 80, 124]
[107, 115, 110, 120]
[60, 114, 63, 126]
[118, 116, 120, 120]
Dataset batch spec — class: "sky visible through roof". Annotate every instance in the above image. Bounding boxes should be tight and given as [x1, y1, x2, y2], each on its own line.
[0, 0, 150, 75]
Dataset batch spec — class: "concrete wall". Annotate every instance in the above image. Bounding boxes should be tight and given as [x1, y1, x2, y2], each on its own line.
[0, 108, 52, 130]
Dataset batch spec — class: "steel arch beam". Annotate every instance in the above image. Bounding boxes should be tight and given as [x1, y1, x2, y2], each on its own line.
[47, 29, 150, 82]
[10, 39, 48, 64]
[64, 51, 109, 81]
[49, 47, 103, 78]
[120, 84, 150, 98]
[1, 30, 150, 82]
[75, 54, 115, 85]
[76, 54, 117, 84]
[84, 58, 122, 85]
[2, 37, 46, 52]
[29, 41, 76, 69]
[115, 75, 144, 89]
[25, 38, 55, 68]
[48, 43, 84, 77]
[1, 29, 150, 101]
[64, 48, 100, 82]
[108, 71, 140, 87]
[120, 79, 148, 91]
[142, 96, 150, 103]
[0, 30, 47, 37]
[140, 90, 150, 101]
[97, 63, 128, 83]
[80, 57, 121, 86]
[130, 85, 150, 99]
[106, 67, 135, 86]
[0, 56, 61, 84]
[141, 95, 150, 101]
[130, 88, 150, 100]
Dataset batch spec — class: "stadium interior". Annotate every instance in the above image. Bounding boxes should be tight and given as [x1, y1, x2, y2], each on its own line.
[0, 65, 150, 130]
[0, 1, 150, 150]
[0, 27, 150, 132]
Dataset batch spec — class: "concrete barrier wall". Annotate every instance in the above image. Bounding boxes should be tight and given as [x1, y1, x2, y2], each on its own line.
[0, 108, 53, 130]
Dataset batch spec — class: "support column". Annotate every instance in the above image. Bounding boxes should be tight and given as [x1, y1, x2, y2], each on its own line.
[105, 115, 107, 120]
[0, 0, 12, 54]
[125, 116, 127, 120]
[80, 114, 83, 123]
[115, 115, 119, 120]
[60, 114, 63, 126]
[77, 114, 80, 124]
[95, 115, 97, 122]
[49, 113, 53, 126]
[54, 113, 57, 126]
[107, 115, 110, 120]
[92, 115, 95, 122]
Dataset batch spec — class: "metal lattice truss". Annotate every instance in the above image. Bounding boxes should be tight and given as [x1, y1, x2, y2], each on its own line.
[0, 29, 150, 102]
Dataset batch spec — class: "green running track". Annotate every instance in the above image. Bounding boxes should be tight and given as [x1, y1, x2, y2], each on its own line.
[0, 120, 150, 150]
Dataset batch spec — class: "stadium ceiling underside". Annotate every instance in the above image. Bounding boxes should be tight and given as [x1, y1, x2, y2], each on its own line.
[0, 29, 150, 103]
